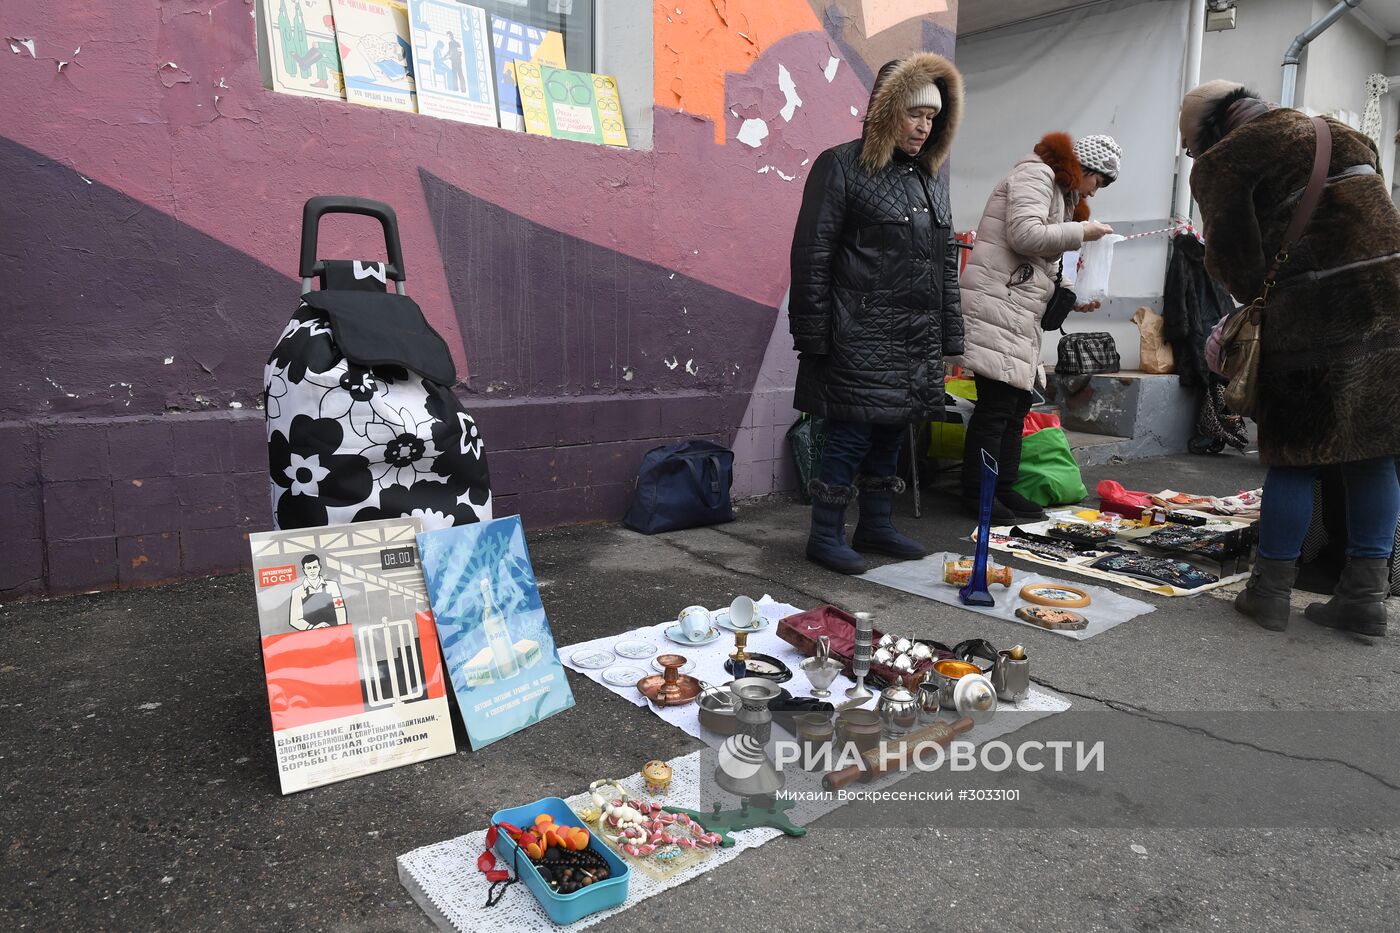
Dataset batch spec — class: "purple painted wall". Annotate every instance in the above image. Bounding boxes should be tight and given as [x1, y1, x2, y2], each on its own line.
[0, 1, 958, 598]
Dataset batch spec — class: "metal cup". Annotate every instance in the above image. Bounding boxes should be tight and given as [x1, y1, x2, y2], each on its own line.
[992, 650, 1031, 703]
[799, 656, 842, 698]
[916, 680, 942, 723]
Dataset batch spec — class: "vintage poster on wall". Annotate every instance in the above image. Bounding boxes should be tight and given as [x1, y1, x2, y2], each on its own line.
[418, 515, 575, 750]
[514, 62, 627, 147]
[406, 0, 498, 127]
[257, 0, 346, 100]
[249, 517, 455, 794]
[490, 15, 565, 132]
[331, 0, 418, 112]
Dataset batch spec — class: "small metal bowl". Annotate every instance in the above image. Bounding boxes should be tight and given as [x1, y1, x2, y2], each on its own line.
[929, 658, 982, 710]
[698, 683, 737, 734]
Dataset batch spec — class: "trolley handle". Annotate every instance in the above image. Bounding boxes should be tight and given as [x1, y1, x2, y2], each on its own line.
[299, 196, 407, 288]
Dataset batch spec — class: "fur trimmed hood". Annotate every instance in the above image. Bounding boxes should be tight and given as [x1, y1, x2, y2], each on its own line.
[1033, 132, 1091, 222]
[860, 53, 964, 175]
[1179, 80, 1268, 157]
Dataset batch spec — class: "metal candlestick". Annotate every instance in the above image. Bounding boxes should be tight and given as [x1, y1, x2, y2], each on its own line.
[960, 450, 999, 607]
[730, 631, 750, 680]
[846, 611, 875, 701]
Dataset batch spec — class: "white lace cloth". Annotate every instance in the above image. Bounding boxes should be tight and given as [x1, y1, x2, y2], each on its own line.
[400, 599, 1071, 931]
[558, 596, 1067, 737]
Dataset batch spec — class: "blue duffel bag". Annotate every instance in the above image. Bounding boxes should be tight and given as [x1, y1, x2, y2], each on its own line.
[622, 440, 735, 534]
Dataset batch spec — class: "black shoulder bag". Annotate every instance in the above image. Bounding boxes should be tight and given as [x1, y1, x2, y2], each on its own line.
[1041, 259, 1076, 331]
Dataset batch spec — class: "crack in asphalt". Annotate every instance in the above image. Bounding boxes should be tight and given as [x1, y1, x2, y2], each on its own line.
[1032, 676, 1400, 793]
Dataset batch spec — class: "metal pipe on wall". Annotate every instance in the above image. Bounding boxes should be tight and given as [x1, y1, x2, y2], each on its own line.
[1172, 0, 1208, 222]
[1281, 0, 1364, 109]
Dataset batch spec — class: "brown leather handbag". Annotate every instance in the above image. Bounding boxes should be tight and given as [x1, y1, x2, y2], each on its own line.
[1219, 116, 1332, 418]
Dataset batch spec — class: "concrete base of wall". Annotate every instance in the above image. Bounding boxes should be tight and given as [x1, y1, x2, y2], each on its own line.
[730, 386, 801, 498]
[2, 390, 744, 600]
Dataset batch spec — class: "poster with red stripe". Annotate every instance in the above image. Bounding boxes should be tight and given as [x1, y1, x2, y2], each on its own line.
[249, 518, 455, 794]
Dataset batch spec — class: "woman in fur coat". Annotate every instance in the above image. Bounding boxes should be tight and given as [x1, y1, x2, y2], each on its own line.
[1182, 80, 1400, 637]
[957, 133, 1120, 521]
[788, 53, 965, 575]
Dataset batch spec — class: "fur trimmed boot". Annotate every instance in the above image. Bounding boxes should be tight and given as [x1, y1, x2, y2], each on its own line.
[852, 476, 927, 560]
[806, 480, 867, 575]
[1234, 556, 1297, 631]
[1304, 557, 1391, 637]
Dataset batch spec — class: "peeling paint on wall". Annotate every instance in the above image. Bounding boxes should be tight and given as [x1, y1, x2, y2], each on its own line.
[737, 117, 769, 147]
[654, 0, 821, 142]
[777, 64, 802, 121]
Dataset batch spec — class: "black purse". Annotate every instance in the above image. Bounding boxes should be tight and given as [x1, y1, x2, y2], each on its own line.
[1041, 259, 1076, 331]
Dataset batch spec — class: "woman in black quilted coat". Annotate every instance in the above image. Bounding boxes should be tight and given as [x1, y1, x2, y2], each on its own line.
[788, 53, 965, 575]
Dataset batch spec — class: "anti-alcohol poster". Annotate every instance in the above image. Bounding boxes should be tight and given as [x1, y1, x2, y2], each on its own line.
[406, 0, 498, 127]
[249, 517, 455, 794]
[417, 515, 575, 749]
[331, 0, 418, 112]
[257, 0, 346, 100]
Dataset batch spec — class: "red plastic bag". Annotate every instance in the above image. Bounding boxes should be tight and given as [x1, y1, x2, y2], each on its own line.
[1022, 411, 1062, 437]
[1096, 480, 1152, 519]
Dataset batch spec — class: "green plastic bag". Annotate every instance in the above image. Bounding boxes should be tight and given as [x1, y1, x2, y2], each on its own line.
[1012, 427, 1088, 506]
[786, 415, 828, 503]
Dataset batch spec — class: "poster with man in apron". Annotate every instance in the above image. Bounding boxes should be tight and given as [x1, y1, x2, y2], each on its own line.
[288, 554, 348, 630]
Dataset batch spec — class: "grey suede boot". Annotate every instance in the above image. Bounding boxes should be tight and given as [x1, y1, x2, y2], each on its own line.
[1304, 557, 1391, 636]
[806, 480, 867, 575]
[1234, 556, 1297, 631]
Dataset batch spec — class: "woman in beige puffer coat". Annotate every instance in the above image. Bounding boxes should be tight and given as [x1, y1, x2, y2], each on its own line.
[957, 132, 1120, 521]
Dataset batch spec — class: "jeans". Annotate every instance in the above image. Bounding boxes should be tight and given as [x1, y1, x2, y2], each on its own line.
[961, 374, 1032, 497]
[818, 420, 906, 488]
[1257, 457, 1400, 560]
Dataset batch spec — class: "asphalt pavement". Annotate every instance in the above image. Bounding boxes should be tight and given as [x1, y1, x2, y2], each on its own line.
[3, 451, 1398, 932]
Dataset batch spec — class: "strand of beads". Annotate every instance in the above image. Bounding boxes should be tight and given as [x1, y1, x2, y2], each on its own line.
[616, 801, 722, 857]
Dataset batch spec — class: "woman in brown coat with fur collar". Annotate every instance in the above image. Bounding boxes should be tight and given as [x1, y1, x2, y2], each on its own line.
[1182, 80, 1400, 637]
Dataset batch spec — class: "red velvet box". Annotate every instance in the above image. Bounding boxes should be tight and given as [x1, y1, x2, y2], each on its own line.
[776, 605, 950, 690]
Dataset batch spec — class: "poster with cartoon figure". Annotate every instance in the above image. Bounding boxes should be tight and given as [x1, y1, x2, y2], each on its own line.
[407, 0, 497, 127]
[249, 517, 455, 793]
[418, 515, 575, 750]
[331, 0, 418, 112]
[257, 0, 346, 101]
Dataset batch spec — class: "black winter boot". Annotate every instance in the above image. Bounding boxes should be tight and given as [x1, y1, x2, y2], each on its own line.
[1234, 556, 1297, 631]
[806, 480, 867, 575]
[961, 495, 1017, 523]
[997, 488, 1048, 522]
[852, 476, 927, 560]
[1305, 557, 1391, 636]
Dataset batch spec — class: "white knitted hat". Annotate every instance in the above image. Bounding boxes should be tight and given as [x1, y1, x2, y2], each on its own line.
[1073, 134, 1122, 183]
[906, 82, 942, 110]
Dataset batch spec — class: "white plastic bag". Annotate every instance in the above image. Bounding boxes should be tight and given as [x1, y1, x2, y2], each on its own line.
[1060, 249, 1081, 287]
[1075, 233, 1125, 302]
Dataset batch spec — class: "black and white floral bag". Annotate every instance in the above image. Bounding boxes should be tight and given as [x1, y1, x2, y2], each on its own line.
[264, 197, 492, 531]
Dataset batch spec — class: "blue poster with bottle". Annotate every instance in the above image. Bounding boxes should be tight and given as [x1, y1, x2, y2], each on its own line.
[417, 515, 575, 749]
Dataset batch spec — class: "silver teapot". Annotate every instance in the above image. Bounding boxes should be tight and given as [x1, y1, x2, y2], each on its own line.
[877, 679, 920, 740]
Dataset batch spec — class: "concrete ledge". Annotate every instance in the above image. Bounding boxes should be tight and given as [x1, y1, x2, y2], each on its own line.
[1046, 370, 1197, 463]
